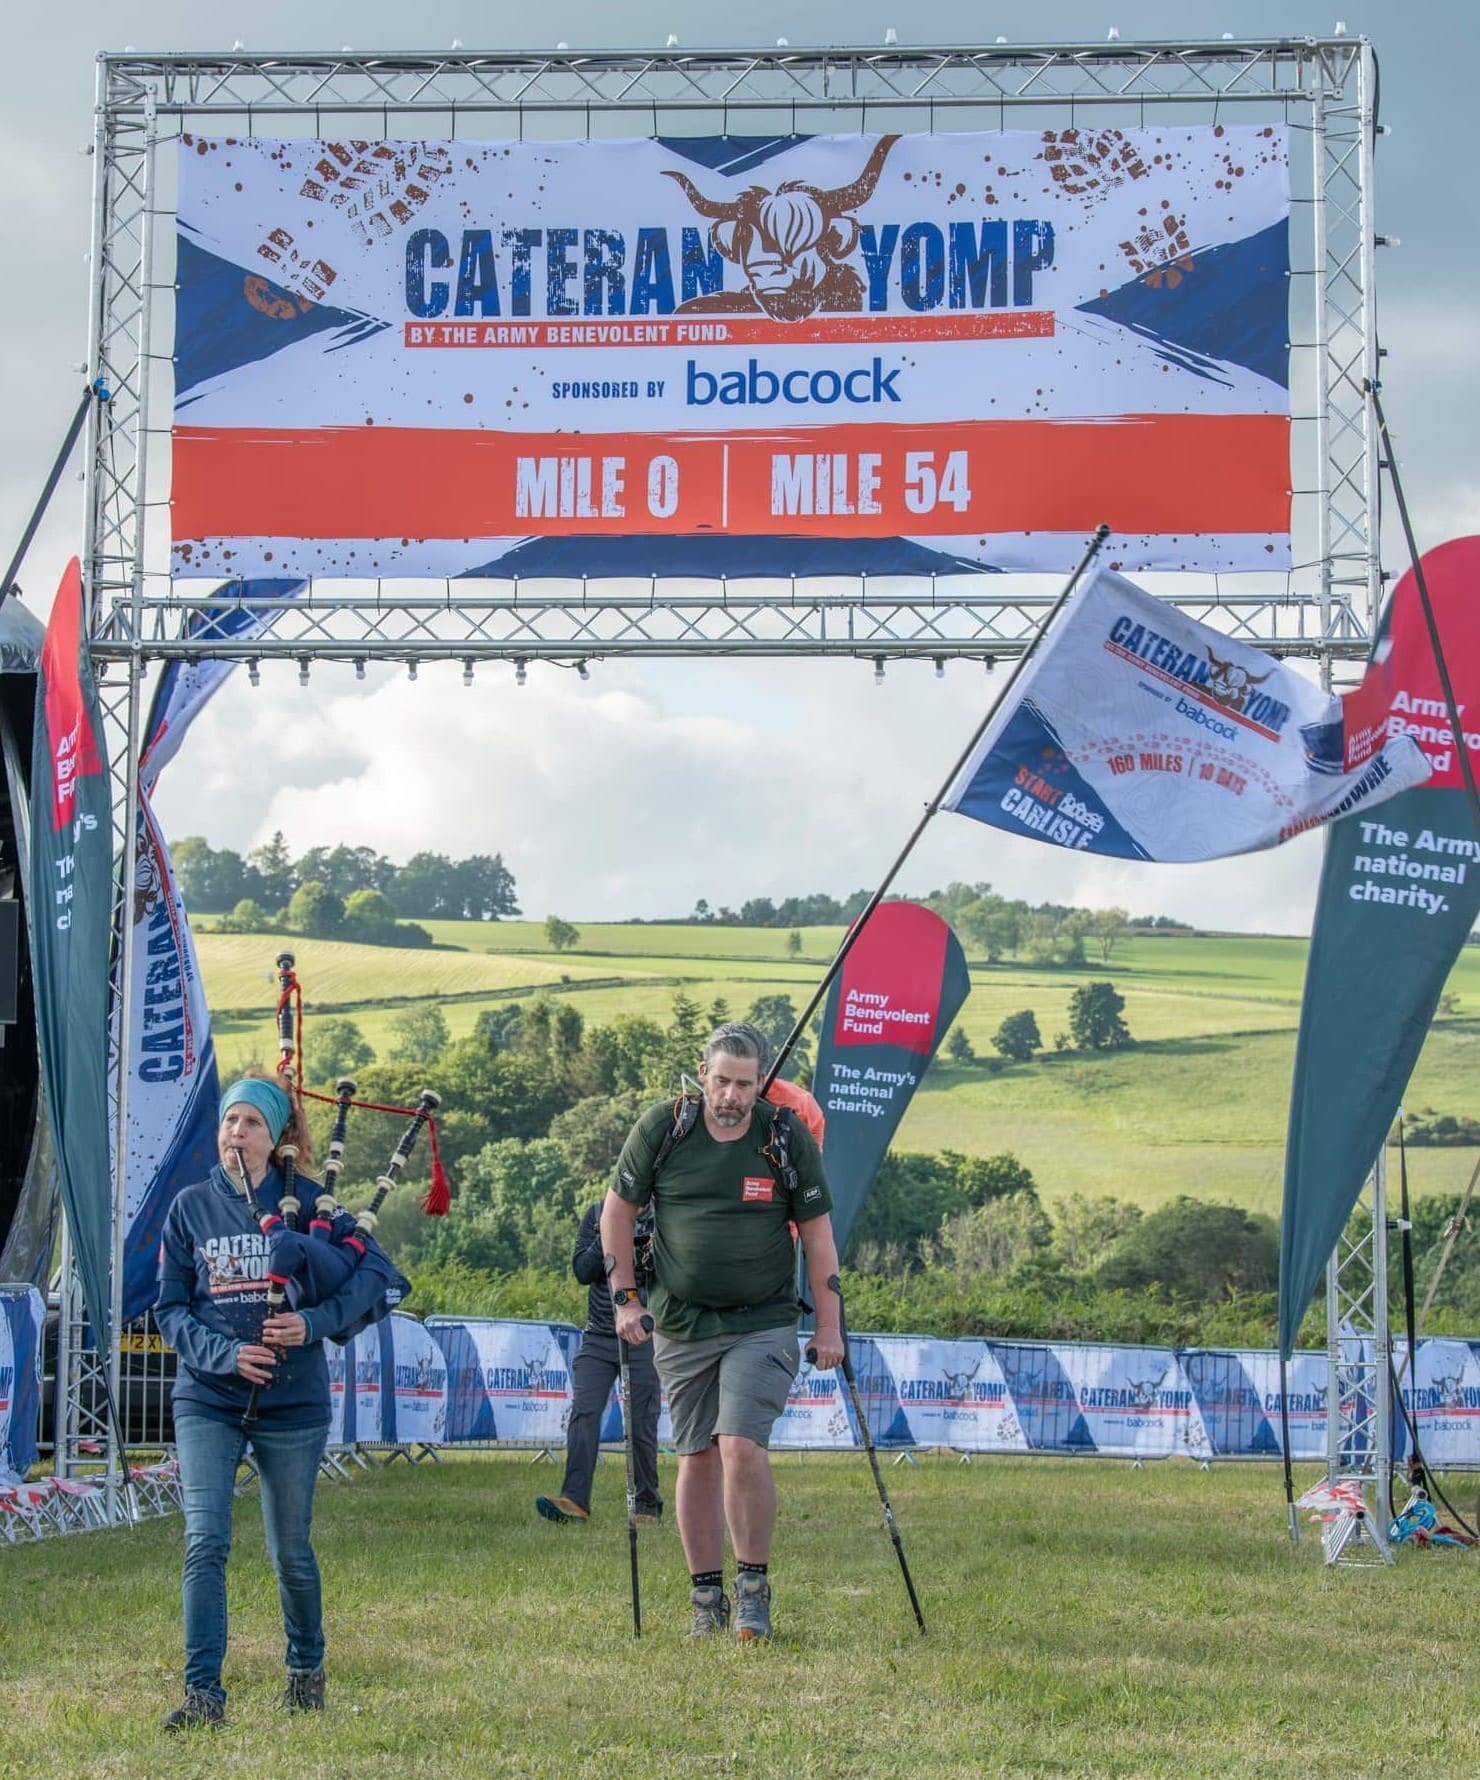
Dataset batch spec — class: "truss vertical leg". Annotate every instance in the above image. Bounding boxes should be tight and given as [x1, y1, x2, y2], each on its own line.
[1323, 1152, 1394, 1566]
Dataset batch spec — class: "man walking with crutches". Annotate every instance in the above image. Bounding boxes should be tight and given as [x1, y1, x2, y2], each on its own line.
[601, 1023, 843, 1641]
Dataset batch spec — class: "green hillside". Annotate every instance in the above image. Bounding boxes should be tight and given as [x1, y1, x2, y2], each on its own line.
[196, 923, 1480, 1220]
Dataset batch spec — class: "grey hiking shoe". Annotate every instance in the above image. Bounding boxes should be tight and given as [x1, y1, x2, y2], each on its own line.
[689, 1584, 731, 1637]
[283, 1668, 326, 1712]
[734, 1571, 773, 1641]
[162, 1687, 224, 1731]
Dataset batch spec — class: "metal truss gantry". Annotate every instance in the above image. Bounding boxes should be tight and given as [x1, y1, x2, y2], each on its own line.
[62, 41, 1388, 1509]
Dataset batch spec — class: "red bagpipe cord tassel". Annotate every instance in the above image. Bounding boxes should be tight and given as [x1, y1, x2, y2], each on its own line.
[422, 1119, 452, 1216]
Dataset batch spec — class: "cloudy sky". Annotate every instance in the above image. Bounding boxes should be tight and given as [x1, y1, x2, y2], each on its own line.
[4, 1, 1473, 929]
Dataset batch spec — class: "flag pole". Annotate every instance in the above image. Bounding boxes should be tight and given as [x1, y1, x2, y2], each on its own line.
[763, 523, 1111, 1092]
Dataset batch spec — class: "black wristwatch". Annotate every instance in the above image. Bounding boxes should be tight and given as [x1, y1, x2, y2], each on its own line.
[612, 1287, 641, 1306]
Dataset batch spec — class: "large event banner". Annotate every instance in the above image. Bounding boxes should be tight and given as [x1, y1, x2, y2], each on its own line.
[812, 901, 970, 1255]
[1280, 539, 1480, 1355]
[0, 1286, 44, 1479]
[944, 566, 1431, 862]
[172, 128, 1291, 580]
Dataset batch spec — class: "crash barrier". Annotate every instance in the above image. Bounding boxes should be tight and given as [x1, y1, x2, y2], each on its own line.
[334, 1317, 1480, 1468]
[12, 1298, 1480, 1542]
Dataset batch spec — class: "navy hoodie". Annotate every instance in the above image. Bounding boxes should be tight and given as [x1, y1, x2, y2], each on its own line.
[156, 1163, 406, 1428]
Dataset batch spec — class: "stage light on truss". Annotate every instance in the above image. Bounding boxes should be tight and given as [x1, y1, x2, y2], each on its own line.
[297, 656, 310, 686]
[247, 659, 260, 687]
[577, 660, 590, 681]
[515, 661, 527, 686]
[874, 657, 886, 684]
[934, 657, 945, 678]
[354, 659, 366, 681]
[462, 659, 475, 686]
[406, 660, 418, 682]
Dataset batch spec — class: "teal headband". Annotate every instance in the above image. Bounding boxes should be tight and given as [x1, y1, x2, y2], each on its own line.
[219, 1078, 292, 1145]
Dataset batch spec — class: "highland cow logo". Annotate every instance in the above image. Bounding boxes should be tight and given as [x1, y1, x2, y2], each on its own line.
[1204, 649, 1272, 715]
[940, 1352, 985, 1402]
[663, 136, 898, 321]
[1431, 1370, 1466, 1410]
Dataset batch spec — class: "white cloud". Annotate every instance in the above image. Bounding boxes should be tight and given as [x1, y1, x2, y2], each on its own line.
[151, 651, 1329, 931]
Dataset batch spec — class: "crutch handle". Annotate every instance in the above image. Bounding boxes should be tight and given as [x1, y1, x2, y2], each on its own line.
[639, 1314, 654, 1333]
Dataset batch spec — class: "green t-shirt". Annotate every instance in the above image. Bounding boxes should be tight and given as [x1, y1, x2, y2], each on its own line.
[612, 1098, 833, 1340]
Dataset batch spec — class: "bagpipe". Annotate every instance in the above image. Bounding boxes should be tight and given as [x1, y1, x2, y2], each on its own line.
[234, 952, 451, 1433]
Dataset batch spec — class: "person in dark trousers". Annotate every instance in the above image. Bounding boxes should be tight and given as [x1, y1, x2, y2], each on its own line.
[154, 1074, 402, 1731]
[535, 1201, 663, 1526]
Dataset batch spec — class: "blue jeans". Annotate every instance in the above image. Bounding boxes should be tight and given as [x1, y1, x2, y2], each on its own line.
[175, 1415, 329, 1698]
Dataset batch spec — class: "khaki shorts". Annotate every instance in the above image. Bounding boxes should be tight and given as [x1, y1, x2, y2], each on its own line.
[652, 1324, 800, 1454]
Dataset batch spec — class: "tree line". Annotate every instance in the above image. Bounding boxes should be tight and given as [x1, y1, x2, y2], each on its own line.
[173, 835, 520, 942]
[682, 883, 1191, 962]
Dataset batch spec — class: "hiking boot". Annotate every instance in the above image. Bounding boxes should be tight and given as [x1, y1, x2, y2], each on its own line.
[688, 1584, 731, 1637]
[635, 1502, 663, 1526]
[283, 1668, 326, 1712]
[162, 1687, 224, 1731]
[734, 1571, 773, 1641]
[535, 1494, 589, 1524]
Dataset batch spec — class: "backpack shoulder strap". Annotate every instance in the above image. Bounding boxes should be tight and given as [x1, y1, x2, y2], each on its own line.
[760, 1105, 798, 1192]
[650, 1092, 702, 1180]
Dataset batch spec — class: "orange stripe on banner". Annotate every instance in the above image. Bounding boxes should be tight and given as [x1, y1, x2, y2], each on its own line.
[401, 313, 1056, 349]
[171, 416, 1290, 541]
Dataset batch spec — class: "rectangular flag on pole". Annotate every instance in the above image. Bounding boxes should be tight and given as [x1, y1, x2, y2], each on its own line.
[942, 566, 1430, 861]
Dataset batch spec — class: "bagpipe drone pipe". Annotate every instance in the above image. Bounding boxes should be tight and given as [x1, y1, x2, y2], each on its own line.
[235, 953, 452, 1431]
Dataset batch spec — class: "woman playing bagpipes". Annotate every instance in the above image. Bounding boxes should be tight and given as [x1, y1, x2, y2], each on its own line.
[154, 1072, 407, 1730]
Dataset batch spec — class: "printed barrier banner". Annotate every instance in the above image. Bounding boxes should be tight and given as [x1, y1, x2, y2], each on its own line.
[317, 1319, 1480, 1466]
[1390, 1339, 1480, 1471]
[943, 566, 1430, 863]
[0, 1287, 44, 1479]
[1281, 538, 1480, 1355]
[325, 1324, 381, 1447]
[173, 127, 1291, 580]
[1175, 1349, 1328, 1461]
[424, 1317, 578, 1446]
[810, 901, 971, 1254]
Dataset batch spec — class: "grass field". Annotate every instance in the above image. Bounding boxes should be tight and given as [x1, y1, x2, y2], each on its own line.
[2, 1455, 1476, 1779]
[195, 924, 1480, 1218]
